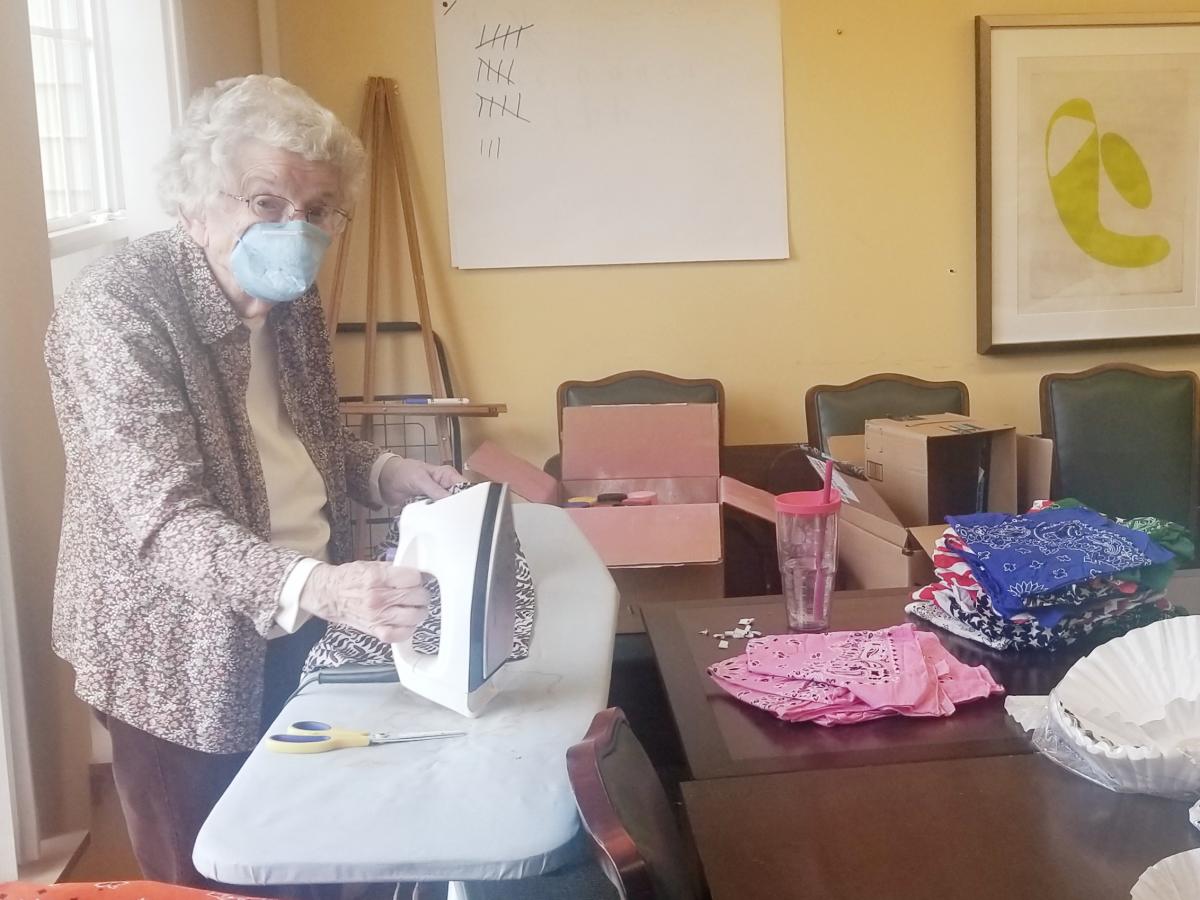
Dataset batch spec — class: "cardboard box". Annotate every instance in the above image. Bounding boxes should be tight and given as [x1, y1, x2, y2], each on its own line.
[820, 414, 1053, 589]
[864, 414, 1016, 526]
[466, 404, 777, 631]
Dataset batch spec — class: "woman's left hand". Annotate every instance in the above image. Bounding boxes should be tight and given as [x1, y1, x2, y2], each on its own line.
[380, 455, 463, 504]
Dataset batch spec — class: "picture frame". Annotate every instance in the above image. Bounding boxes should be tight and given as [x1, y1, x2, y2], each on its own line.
[977, 14, 1200, 353]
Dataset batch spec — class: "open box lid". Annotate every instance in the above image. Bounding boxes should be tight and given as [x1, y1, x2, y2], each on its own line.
[795, 447, 911, 547]
[466, 440, 560, 503]
[909, 523, 947, 561]
[561, 403, 720, 480]
[719, 475, 776, 522]
[827, 435, 867, 467]
[825, 466, 912, 548]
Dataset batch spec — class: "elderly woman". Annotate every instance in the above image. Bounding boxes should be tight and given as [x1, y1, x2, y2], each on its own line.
[44, 75, 457, 886]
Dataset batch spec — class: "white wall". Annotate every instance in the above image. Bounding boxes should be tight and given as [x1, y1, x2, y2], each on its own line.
[179, 0, 262, 96]
[0, 0, 90, 845]
[0, 456, 39, 876]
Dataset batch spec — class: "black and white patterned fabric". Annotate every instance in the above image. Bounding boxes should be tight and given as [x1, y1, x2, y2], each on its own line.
[302, 484, 536, 675]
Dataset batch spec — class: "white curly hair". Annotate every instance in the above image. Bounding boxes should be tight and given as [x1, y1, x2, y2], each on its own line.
[158, 75, 365, 219]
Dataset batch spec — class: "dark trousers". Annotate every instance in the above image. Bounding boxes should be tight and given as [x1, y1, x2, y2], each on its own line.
[98, 617, 327, 889]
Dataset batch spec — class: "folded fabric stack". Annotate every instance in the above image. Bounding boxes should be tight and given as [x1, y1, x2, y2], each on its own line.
[708, 624, 1002, 726]
[907, 501, 1192, 651]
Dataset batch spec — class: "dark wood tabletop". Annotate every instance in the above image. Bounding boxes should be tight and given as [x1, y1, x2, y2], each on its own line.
[682, 753, 1200, 900]
[644, 572, 1200, 781]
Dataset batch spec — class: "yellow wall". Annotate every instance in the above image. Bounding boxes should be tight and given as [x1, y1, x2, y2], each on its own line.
[274, 0, 1200, 469]
[0, 1, 89, 839]
[179, 0, 262, 95]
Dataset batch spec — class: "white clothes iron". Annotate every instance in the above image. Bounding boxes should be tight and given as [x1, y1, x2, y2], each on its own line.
[390, 481, 518, 717]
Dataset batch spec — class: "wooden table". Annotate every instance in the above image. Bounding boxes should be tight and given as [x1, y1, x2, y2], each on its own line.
[682, 753, 1200, 899]
[644, 575, 1200, 781]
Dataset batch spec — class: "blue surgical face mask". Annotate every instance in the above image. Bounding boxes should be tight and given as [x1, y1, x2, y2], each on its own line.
[229, 220, 332, 304]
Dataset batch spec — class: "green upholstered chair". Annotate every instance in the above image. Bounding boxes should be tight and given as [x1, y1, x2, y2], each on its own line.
[804, 373, 970, 453]
[1039, 364, 1199, 532]
[567, 708, 706, 900]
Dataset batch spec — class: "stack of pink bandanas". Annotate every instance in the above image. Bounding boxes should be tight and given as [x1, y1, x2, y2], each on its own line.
[708, 624, 1003, 726]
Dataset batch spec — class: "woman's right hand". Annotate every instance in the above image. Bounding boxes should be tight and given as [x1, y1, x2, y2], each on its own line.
[298, 561, 430, 643]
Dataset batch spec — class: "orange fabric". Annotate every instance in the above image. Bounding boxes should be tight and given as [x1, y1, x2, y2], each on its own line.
[0, 882, 267, 900]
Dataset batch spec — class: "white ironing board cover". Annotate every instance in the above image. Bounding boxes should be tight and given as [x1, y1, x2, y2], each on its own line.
[193, 504, 618, 885]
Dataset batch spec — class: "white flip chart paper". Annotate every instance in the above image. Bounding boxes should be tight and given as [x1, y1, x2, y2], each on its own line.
[433, 0, 789, 269]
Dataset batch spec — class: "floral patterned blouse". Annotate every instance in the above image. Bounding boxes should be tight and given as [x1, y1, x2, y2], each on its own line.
[44, 226, 384, 752]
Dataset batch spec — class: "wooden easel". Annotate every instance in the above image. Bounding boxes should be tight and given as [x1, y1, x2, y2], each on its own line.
[327, 76, 505, 467]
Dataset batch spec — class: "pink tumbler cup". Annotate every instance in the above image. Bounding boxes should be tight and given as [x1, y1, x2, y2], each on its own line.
[775, 489, 841, 632]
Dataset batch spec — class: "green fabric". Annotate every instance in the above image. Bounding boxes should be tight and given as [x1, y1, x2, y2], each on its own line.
[1123, 516, 1194, 560]
[1045, 498, 1193, 592]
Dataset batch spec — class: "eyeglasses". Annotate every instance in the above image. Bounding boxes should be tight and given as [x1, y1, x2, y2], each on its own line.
[222, 191, 351, 234]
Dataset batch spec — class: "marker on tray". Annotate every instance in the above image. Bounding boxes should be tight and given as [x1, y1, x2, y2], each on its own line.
[401, 397, 472, 405]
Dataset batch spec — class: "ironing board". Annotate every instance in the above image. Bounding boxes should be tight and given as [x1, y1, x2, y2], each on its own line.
[192, 503, 618, 895]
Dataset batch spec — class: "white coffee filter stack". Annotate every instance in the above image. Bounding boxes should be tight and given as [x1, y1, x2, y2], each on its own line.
[1130, 848, 1200, 900]
[1048, 617, 1200, 798]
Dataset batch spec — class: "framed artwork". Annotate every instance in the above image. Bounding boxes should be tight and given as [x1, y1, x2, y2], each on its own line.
[977, 14, 1200, 352]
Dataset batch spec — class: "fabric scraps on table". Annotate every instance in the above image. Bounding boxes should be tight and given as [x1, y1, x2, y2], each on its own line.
[302, 484, 536, 676]
[708, 624, 1002, 726]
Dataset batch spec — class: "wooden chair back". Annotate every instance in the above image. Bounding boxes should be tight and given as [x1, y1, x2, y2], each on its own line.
[566, 708, 705, 900]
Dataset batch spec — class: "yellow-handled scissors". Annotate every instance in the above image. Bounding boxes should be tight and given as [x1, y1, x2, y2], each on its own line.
[266, 720, 466, 755]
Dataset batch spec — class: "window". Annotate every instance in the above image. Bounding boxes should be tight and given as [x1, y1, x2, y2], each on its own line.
[27, 0, 124, 235]
[27, 0, 184, 287]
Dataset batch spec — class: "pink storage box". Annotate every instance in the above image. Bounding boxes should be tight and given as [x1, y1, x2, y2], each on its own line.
[466, 404, 776, 629]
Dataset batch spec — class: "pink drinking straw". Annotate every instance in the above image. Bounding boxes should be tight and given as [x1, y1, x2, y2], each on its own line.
[812, 460, 834, 624]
